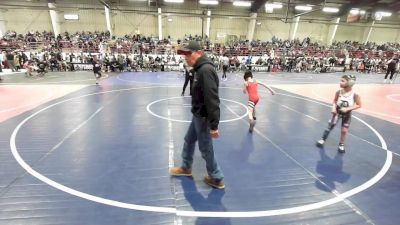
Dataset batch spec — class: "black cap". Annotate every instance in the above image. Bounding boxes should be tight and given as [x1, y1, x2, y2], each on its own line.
[177, 41, 202, 54]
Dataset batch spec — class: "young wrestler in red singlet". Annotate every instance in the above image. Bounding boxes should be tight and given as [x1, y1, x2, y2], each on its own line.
[243, 70, 275, 132]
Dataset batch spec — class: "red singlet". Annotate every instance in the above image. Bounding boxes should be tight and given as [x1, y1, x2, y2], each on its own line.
[246, 81, 259, 105]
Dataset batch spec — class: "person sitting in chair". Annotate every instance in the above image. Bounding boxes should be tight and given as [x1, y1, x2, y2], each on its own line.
[37, 60, 48, 77]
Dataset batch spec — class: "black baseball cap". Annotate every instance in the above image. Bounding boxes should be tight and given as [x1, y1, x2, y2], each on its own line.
[177, 41, 202, 54]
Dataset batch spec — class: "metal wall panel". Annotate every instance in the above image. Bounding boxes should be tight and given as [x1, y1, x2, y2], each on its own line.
[210, 17, 248, 41]
[253, 19, 291, 41]
[296, 22, 329, 44]
[4, 9, 52, 33]
[163, 15, 203, 40]
[369, 27, 400, 44]
[112, 11, 157, 37]
[59, 9, 106, 33]
[335, 25, 364, 42]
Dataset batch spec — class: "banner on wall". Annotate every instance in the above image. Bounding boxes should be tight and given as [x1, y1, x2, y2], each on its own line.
[216, 32, 227, 43]
[217, 32, 227, 39]
[346, 14, 361, 23]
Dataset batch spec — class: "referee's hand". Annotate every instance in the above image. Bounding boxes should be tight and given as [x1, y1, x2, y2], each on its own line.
[210, 129, 219, 139]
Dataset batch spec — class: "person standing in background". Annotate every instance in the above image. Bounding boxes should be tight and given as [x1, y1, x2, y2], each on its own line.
[221, 54, 229, 81]
[6, 51, 16, 72]
[384, 55, 399, 84]
[181, 63, 194, 96]
[0, 50, 4, 73]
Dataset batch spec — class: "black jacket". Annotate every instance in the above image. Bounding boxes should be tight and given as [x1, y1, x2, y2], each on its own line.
[191, 54, 220, 130]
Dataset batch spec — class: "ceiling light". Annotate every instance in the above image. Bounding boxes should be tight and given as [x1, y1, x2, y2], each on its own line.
[322, 7, 339, 13]
[265, 2, 282, 13]
[164, 0, 184, 3]
[265, 3, 282, 9]
[265, 7, 273, 13]
[295, 5, 312, 11]
[349, 8, 365, 15]
[199, 0, 218, 5]
[233, 1, 251, 7]
[376, 11, 392, 17]
[349, 9, 359, 15]
[64, 14, 79, 20]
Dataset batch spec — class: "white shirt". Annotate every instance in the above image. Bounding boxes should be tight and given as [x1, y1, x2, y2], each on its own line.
[222, 56, 229, 66]
[337, 90, 355, 108]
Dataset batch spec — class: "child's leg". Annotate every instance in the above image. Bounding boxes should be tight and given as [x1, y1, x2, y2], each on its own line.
[338, 126, 348, 153]
[322, 114, 338, 140]
[248, 107, 256, 133]
[339, 113, 351, 144]
[317, 114, 338, 146]
[248, 101, 257, 133]
[248, 107, 254, 120]
[247, 100, 255, 120]
[337, 113, 351, 153]
[95, 72, 101, 84]
[339, 127, 348, 144]
[248, 99, 259, 120]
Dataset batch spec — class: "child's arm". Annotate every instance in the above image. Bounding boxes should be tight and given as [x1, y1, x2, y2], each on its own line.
[257, 81, 275, 95]
[243, 81, 248, 94]
[332, 91, 339, 114]
[352, 94, 362, 110]
[340, 93, 362, 113]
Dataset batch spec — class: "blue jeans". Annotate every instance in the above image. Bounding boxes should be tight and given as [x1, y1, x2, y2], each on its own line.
[181, 116, 224, 181]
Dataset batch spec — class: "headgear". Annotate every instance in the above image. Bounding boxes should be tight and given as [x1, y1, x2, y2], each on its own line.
[342, 74, 356, 87]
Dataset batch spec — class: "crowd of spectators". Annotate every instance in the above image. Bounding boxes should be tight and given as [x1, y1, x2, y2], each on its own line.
[2, 30, 399, 57]
[0, 30, 399, 76]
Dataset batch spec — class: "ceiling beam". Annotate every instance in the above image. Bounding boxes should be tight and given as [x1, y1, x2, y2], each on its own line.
[390, 1, 400, 11]
[98, 0, 110, 8]
[336, 0, 380, 16]
[250, 0, 268, 13]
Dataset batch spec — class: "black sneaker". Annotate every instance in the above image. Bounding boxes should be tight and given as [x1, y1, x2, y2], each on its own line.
[316, 139, 325, 147]
[338, 143, 345, 153]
